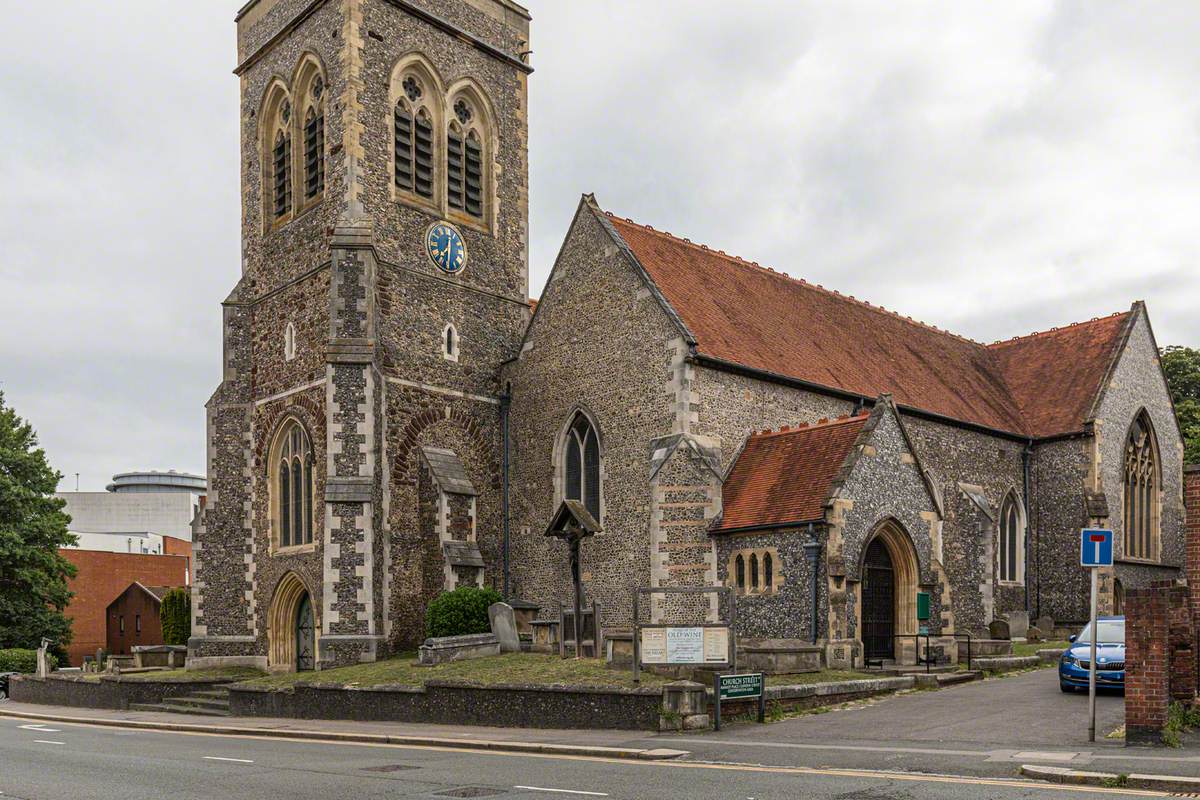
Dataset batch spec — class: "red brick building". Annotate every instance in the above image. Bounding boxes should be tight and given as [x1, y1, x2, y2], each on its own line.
[60, 539, 190, 666]
[105, 584, 178, 657]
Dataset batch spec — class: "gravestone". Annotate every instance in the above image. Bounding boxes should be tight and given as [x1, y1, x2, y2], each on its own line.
[1036, 616, 1056, 637]
[1006, 610, 1030, 639]
[36, 639, 52, 678]
[488, 602, 521, 653]
[988, 619, 1011, 640]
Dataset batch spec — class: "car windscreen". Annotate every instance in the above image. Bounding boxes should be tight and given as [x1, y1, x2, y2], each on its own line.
[1076, 621, 1125, 644]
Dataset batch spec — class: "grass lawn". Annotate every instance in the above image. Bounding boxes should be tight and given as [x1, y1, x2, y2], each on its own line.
[1013, 640, 1069, 658]
[765, 670, 875, 687]
[240, 653, 672, 690]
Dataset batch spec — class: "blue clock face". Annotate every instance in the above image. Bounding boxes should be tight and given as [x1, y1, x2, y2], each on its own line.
[425, 222, 468, 274]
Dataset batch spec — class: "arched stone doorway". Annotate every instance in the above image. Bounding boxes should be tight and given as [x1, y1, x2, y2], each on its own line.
[268, 572, 316, 672]
[859, 521, 921, 663]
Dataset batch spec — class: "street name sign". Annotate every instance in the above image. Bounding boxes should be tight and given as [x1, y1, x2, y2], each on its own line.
[1080, 529, 1113, 568]
[713, 672, 766, 731]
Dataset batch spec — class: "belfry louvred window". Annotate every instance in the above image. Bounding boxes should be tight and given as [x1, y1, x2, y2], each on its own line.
[304, 102, 324, 199]
[273, 127, 292, 219]
[447, 97, 484, 218]
[395, 75, 434, 200]
[564, 412, 601, 521]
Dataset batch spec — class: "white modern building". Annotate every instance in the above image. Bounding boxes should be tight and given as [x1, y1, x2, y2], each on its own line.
[58, 471, 206, 545]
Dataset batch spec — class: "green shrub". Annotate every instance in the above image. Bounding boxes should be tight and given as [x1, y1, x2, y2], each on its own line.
[159, 588, 191, 646]
[425, 586, 503, 639]
[0, 648, 57, 673]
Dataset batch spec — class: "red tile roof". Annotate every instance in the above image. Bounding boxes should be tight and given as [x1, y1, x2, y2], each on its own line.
[987, 311, 1131, 438]
[605, 212, 1131, 438]
[714, 415, 869, 532]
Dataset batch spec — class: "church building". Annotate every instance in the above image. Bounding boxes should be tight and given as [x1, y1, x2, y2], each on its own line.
[190, 0, 1185, 672]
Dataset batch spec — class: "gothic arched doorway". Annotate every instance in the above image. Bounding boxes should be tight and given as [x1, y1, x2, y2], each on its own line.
[862, 539, 896, 660]
[859, 521, 921, 663]
[268, 572, 315, 672]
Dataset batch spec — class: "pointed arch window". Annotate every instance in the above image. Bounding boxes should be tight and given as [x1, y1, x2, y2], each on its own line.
[1124, 412, 1160, 561]
[563, 412, 601, 522]
[303, 76, 325, 201]
[447, 95, 485, 219]
[735, 554, 745, 591]
[998, 492, 1023, 583]
[272, 98, 293, 220]
[274, 420, 314, 550]
[395, 74, 434, 200]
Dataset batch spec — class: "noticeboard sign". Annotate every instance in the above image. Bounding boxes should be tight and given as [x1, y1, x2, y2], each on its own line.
[1080, 529, 1114, 568]
[640, 626, 730, 665]
[717, 672, 764, 700]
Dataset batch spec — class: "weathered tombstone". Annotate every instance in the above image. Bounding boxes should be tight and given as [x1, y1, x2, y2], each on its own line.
[1026, 625, 1043, 643]
[1006, 610, 1030, 639]
[988, 618, 1011, 640]
[36, 639, 52, 678]
[1035, 616, 1055, 638]
[488, 602, 521, 653]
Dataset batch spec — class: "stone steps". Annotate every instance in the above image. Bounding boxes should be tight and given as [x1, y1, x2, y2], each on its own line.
[128, 685, 233, 717]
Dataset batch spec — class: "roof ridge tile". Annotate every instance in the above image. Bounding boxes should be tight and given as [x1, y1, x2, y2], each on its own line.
[987, 310, 1129, 348]
[605, 211, 983, 346]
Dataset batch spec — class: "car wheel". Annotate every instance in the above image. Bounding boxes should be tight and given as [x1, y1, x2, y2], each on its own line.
[0, 689, 7, 701]
[1060, 683, 1074, 693]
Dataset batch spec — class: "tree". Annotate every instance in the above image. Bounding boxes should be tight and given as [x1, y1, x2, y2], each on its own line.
[1161, 346, 1200, 466]
[0, 392, 76, 650]
[159, 588, 191, 646]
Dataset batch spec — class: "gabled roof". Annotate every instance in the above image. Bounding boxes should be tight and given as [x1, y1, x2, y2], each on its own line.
[712, 414, 869, 533]
[600, 205, 1133, 439]
[987, 310, 1133, 438]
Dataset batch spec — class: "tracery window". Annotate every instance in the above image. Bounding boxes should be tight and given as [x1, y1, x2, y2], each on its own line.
[303, 76, 325, 201]
[1123, 412, 1160, 561]
[395, 74, 435, 200]
[274, 421, 314, 550]
[446, 95, 485, 219]
[563, 411, 601, 522]
[998, 492, 1023, 583]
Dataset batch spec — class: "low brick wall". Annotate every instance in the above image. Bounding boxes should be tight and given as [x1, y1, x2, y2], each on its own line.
[715, 676, 914, 716]
[229, 680, 666, 730]
[9, 674, 231, 711]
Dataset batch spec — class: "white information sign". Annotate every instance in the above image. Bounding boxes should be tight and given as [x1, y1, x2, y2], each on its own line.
[666, 627, 704, 663]
[703, 627, 730, 663]
[640, 629, 667, 664]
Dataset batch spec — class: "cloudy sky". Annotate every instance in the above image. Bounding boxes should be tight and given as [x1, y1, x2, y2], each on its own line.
[2, 1, 1198, 490]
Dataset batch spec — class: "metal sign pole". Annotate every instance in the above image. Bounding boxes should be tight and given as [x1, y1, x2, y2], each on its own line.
[1088, 565, 1098, 743]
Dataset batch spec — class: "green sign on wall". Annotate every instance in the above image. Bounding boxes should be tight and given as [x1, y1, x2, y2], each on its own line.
[917, 591, 931, 621]
[717, 672, 764, 700]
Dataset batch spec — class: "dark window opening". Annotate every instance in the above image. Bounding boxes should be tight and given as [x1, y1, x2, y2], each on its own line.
[764, 553, 773, 590]
[736, 554, 745, 590]
[273, 130, 292, 219]
[304, 106, 324, 199]
[563, 412, 601, 521]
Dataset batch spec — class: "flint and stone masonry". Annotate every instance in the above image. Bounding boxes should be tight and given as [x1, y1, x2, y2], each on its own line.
[192, 0, 1185, 674]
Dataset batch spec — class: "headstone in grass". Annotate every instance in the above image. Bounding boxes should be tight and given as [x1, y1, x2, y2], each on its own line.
[488, 602, 520, 653]
[988, 618, 1011, 640]
[1006, 610, 1029, 640]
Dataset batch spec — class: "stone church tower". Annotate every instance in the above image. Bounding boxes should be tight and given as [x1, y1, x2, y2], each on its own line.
[190, 0, 532, 670]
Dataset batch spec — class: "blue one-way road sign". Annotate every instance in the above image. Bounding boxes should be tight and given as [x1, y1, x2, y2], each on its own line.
[1080, 529, 1114, 568]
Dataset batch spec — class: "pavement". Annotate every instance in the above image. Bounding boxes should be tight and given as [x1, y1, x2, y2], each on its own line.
[6, 667, 1200, 797]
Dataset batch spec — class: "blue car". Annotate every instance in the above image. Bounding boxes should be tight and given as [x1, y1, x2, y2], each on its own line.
[1059, 616, 1125, 693]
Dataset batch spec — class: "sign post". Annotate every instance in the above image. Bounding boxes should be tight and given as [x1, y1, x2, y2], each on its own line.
[713, 672, 765, 731]
[1080, 528, 1113, 744]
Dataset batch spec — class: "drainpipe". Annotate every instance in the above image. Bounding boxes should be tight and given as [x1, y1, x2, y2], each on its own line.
[501, 386, 512, 599]
[1023, 440, 1033, 616]
[805, 523, 821, 645]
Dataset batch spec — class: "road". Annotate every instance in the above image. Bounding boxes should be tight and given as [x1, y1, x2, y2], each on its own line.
[0, 713, 1167, 800]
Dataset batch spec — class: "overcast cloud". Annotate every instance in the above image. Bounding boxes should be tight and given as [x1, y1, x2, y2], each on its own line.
[2, 1, 1197, 490]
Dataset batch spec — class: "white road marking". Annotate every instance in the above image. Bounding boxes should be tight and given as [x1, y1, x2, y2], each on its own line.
[514, 787, 608, 797]
[203, 756, 255, 764]
[34, 740, 64, 745]
[18, 724, 60, 732]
